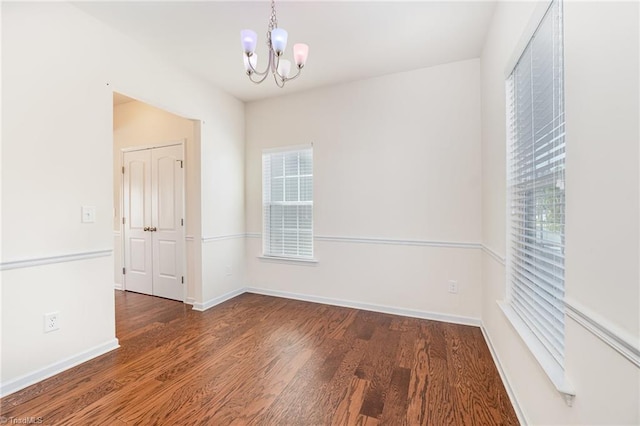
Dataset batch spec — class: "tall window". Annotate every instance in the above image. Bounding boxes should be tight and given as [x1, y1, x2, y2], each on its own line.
[262, 146, 313, 259]
[506, 0, 565, 368]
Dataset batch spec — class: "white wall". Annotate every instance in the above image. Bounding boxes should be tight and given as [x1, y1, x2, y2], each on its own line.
[1, 2, 244, 393]
[245, 59, 483, 322]
[481, 1, 640, 424]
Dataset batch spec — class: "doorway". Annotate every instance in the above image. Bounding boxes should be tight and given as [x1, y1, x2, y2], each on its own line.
[122, 143, 185, 301]
[113, 92, 197, 304]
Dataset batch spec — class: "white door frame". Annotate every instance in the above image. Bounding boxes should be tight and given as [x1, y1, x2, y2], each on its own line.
[120, 140, 187, 302]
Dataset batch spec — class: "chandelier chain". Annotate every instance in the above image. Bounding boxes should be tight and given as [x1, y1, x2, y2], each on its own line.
[267, 0, 278, 46]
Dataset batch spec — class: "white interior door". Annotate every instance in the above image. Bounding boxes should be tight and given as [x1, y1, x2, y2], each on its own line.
[151, 145, 184, 301]
[123, 149, 153, 295]
[122, 144, 184, 301]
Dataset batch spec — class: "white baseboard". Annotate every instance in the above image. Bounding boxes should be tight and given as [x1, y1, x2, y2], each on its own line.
[480, 326, 526, 425]
[191, 288, 246, 311]
[114, 282, 123, 290]
[185, 297, 196, 305]
[0, 338, 120, 398]
[245, 286, 481, 327]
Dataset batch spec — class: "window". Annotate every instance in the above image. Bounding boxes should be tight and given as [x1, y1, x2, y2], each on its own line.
[262, 146, 313, 259]
[506, 0, 566, 369]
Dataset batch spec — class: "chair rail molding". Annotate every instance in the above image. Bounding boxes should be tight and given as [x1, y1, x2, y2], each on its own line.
[0, 249, 113, 271]
[565, 298, 640, 368]
[247, 232, 482, 250]
[481, 244, 505, 265]
[202, 234, 246, 243]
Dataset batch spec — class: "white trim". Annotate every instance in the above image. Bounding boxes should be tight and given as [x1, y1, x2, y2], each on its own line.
[202, 234, 245, 243]
[185, 297, 196, 305]
[248, 232, 481, 250]
[262, 143, 312, 154]
[481, 244, 506, 265]
[315, 235, 481, 249]
[480, 325, 527, 425]
[0, 249, 113, 271]
[504, 0, 553, 77]
[114, 226, 123, 291]
[191, 287, 246, 312]
[257, 255, 318, 265]
[565, 299, 640, 368]
[498, 300, 575, 406]
[246, 287, 481, 327]
[121, 140, 184, 153]
[0, 339, 120, 398]
[185, 235, 195, 242]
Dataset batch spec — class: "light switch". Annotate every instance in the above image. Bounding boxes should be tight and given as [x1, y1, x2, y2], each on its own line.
[82, 206, 96, 223]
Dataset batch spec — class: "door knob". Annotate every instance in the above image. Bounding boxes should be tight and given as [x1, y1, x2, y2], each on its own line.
[150, 227, 157, 232]
[144, 226, 150, 231]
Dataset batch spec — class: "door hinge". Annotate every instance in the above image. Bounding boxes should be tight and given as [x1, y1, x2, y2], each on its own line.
[122, 267, 126, 275]
[122, 217, 126, 225]
[180, 160, 183, 168]
[122, 166, 125, 174]
[181, 276, 184, 284]
[181, 218, 184, 226]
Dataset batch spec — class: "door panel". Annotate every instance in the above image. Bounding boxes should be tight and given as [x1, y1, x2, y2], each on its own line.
[128, 160, 147, 229]
[128, 238, 148, 272]
[157, 156, 176, 230]
[151, 145, 184, 301]
[157, 240, 177, 277]
[123, 150, 153, 295]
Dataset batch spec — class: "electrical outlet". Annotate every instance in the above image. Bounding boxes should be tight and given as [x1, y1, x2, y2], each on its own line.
[44, 312, 60, 333]
[447, 280, 459, 294]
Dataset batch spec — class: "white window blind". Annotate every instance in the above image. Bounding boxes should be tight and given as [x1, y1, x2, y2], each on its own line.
[506, 0, 565, 367]
[262, 147, 313, 259]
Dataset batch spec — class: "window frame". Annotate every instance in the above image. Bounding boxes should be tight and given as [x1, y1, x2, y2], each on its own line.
[261, 145, 315, 262]
[502, 0, 575, 403]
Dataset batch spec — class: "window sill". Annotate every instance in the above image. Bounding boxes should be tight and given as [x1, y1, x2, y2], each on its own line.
[258, 255, 318, 266]
[497, 300, 576, 406]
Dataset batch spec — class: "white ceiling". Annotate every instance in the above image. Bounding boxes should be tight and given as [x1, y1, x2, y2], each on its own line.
[74, 1, 497, 102]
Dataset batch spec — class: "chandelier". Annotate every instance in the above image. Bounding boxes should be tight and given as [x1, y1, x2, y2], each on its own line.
[240, 0, 309, 88]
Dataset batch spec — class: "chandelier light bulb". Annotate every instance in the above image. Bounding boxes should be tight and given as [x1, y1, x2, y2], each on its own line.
[277, 59, 292, 78]
[243, 53, 258, 74]
[240, 29, 257, 54]
[270, 28, 288, 55]
[293, 43, 309, 68]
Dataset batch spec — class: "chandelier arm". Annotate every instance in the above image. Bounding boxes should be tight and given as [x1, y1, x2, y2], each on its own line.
[246, 54, 270, 77]
[248, 71, 272, 85]
[282, 66, 303, 82]
[271, 51, 279, 74]
[246, 48, 275, 83]
[273, 73, 285, 88]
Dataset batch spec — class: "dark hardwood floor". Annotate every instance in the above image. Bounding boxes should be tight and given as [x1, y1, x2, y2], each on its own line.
[1, 291, 518, 425]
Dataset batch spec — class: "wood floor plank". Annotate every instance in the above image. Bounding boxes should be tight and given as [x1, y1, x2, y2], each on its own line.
[378, 366, 411, 425]
[0, 291, 519, 425]
[358, 327, 401, 418]
[331, 376, 370, 426]
[248, 336, 339, 425]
